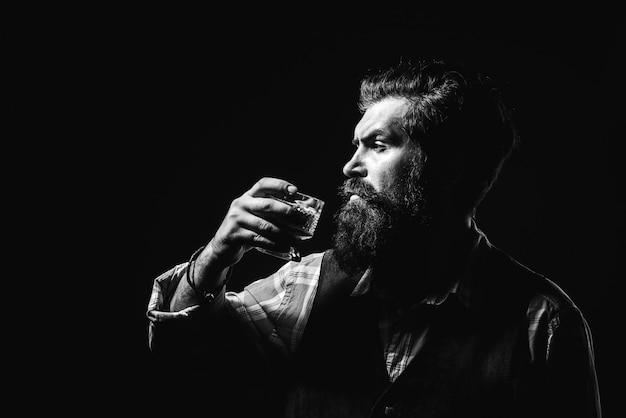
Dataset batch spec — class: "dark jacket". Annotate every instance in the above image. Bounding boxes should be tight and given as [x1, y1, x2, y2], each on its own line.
[281, 242, 601, 417]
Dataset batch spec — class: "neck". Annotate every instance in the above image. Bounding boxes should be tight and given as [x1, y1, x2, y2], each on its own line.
[372, 213, 474, 306]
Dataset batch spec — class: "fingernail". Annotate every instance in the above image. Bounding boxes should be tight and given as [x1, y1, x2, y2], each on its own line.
[287, 185, 298, 195]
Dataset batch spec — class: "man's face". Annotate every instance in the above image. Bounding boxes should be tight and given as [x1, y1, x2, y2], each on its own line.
[343, 97, 416, 194]
[333, 97, 431, 274]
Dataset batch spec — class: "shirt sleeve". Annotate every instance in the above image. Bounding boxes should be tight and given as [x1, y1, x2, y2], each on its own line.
[545, 306, 602, 418]
[527, 297, 602, 418]
[231, 252, 323, 355]
[146, 252, 324, 356]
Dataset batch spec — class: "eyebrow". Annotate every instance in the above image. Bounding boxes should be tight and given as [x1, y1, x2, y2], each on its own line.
[352, 128, 400, 146]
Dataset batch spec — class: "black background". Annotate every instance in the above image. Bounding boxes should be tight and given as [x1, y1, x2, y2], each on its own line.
[21, 5, 623, 416]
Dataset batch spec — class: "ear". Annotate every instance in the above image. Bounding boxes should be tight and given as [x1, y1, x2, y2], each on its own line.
[431, 150, 470, 191]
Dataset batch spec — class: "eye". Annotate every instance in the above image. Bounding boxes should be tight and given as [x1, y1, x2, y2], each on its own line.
[372, 141, 386, 152]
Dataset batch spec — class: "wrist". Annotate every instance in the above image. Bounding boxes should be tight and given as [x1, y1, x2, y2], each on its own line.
[196, 240, 231, 281]
[187, 244, 230, 298]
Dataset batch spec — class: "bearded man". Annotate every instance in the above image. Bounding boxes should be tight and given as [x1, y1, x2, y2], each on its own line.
[146, 60, 601, 417]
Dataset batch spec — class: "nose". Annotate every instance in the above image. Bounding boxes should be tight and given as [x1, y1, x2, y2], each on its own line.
[342, 150, 367, 178]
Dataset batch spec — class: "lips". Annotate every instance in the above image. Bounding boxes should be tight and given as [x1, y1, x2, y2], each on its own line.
[340, 179, 378, 204]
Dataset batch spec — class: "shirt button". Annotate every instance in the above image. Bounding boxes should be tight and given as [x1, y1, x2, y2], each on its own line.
[384, 406, 396, 416]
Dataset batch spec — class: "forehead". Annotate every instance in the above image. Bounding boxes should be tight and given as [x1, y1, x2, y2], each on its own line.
[355, 97, 410, 138]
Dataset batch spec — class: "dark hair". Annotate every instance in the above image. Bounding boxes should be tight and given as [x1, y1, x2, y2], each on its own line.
[359, 60, 518, 215]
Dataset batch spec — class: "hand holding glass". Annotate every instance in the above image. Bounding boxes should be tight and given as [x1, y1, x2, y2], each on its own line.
[255, 192, 324, 261]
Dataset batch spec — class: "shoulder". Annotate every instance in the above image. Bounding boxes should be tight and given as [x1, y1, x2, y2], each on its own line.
[492, 245, 577, 313]
[243, 251, 326, 296]
[295, 251, 326, 270]
[472, 238, 578, 319]
[276, 251, 326, 285]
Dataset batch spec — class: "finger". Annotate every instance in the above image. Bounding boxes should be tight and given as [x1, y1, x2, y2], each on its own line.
[237, 196, 307, 226]
[246, 197, 296, 219]
[247, 177, 298, 198]
[147, 305, 201, 322]
[237, 227, 293, 254]
[237, 212, 301, 246]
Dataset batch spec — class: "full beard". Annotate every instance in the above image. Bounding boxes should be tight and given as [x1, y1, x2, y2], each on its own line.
[332, 159, 433, 277]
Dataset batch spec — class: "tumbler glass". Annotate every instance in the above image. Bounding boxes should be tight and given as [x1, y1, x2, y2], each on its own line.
[254, 191, 324, 262]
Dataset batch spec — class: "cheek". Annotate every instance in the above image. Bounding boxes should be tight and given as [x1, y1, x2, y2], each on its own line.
[379, 155, 415, 189]
[368, 145, 419, 191]
[371, 168, 399, 193]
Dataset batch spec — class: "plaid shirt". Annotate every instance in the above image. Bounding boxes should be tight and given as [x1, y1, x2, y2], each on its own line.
[147, 228, 571, 383]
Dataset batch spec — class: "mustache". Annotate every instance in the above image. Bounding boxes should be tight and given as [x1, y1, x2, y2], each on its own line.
[338, 178, 381, 203]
